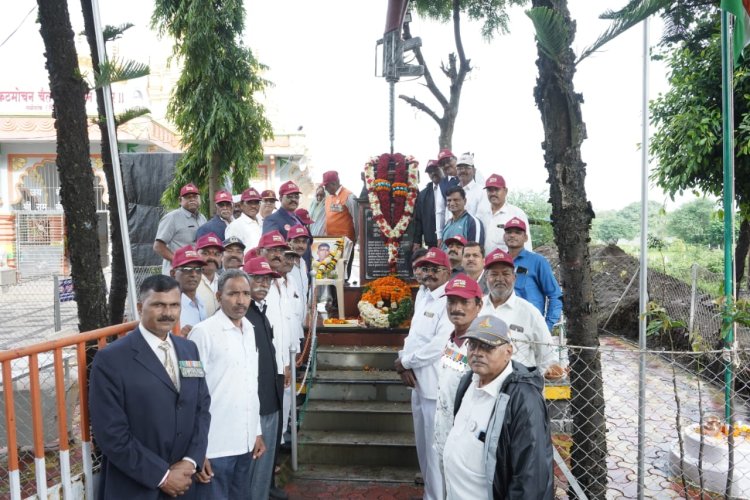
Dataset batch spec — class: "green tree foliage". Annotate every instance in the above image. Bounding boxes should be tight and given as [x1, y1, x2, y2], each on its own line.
[592, 201, 666, 245]
[413, 0, 527, 39]
[152, 0, 273, 210]
[507, 189, 554, 246]
[666, 197, 730, 247]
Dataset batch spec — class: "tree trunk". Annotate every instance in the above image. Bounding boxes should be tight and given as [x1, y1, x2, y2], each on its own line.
[37, 0, 109, 332]
[531, 0, 607, 497]
[80, 0, 126, 324]
[735, 217, 750, 295]
[209, 152, 221, 217]
[438, 119, 453, 150]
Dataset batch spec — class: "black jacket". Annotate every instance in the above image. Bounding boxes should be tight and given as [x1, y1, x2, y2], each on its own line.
[413, 183, 438, 248]
[454, 361, 554, 500]
[246, 302, 283, 415]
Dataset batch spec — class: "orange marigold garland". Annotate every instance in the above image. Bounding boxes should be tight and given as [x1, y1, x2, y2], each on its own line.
[364, 153, 419, 273]
[358, 276, 413, 328]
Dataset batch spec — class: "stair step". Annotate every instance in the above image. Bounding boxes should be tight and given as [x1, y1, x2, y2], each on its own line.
[292, 464, 421, 484]
[298, 430, 418, 467]
[303, 400, 413, 432]
[309, 370, 410, 402]
[316, 345, 399, 371]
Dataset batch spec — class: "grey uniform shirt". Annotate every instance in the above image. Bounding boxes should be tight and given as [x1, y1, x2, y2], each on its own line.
[155, 207, 207, 274]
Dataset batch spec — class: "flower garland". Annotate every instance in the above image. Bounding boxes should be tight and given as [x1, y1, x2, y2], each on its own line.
[365, 153, 419, 273]
[357, 276, 413, 328]
[315, 238, 344, 279]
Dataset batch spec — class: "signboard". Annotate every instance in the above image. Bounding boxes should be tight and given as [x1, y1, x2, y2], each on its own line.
[58, 277, 75, 302]
[361, 206, 414, 281]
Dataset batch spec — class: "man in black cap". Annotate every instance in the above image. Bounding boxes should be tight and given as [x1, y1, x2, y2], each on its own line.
[444, 314, 553, 499]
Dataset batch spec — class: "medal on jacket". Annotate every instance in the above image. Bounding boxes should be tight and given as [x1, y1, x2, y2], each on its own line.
[179, 360, 205, 377]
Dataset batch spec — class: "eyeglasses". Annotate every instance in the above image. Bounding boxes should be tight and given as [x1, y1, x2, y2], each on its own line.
[176, 266, 203, 274]
[456, 165, 473, 171]
[419, 266, 445, 275]
[285, 194, 301, 200]
[466, 339, 506, 352]
[251, 275, 273, 284]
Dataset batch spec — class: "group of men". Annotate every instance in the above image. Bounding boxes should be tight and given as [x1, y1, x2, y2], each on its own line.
[398, 149, 565, 499]
[89, 172, 359, 499]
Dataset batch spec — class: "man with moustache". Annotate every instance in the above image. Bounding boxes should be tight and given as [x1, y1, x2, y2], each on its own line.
[480, 248, 556, 374]
[154, 183, 207, 274]
[455, 153, 490, 218]
[189, 270, 265, 499]
[461, 241, 488, 294]
[288, 224, 312, 302]
[321, 171, 358, 279]
[433, 274, 483, 485]
[196, 190, 234, 241]
[195, 233, 223, 317]
[503, 217, 562, 330]
[89, 275, 211, 500]
[260, 189, 278, 219]
[441, 186, 484, 251]
[413, 160, 442, 249]
[170, 246, 207, 336]
[243, 257, 287, 500]
[480, 174, 532, 255]
[263, 180, 304, 238]
[435, 149, 459, 247]
[444, 315, 553, 499]
[226, 187, 264, 253]
[221, 237, 245, 271]
[394, 248, 453, 500]
[444, 235, 466, 276]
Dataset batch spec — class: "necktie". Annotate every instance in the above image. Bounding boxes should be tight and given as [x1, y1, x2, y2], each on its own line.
[158, 341, 178, 388]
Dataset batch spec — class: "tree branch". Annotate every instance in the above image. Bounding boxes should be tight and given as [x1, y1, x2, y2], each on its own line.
[403, 22, 448, 110]
[453, 0, 472, 80]
[398, 94, 442, 125]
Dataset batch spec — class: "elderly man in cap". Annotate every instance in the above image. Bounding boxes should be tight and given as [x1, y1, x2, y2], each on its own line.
[394, 248, 453, 500]
[435, 149, 460, 244]
[433, 274, 483, 487]
[480, 248, 556, 374]
[242, 257, 287, 500]
[226, 187, 264, 253]
[221, 237, 245, 271]
[455, 153, 490, 218]
[441, 186, 484, 251]
[413, 160, 442, 249]
[188, 269, 265, 499]
[504, 217, 562, 330]
[444, 234, 466, 276]
[444, 315, 554, 499]
[260, 189, 278, 219]
[154, 183, 207, 274]
[321, 171, 358, 279]
[480, 173, 532, 255]
[196, 190, 234, 241]
[170, 245, 207, 336]
[288, 224, 312, 300]
[195, 233, 223, 317]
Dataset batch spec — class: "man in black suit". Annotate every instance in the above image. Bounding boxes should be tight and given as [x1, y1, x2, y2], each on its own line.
[89, 275, 211, 499]
[413, 160, 442, 250]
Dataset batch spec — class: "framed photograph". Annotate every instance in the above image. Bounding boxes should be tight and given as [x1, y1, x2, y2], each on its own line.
[311, 237, 353, 279]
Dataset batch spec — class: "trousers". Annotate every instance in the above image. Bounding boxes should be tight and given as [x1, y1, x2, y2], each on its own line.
[411, 390, 442, 500]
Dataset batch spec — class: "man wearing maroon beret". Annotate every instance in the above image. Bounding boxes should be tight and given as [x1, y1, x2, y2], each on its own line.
[321, 171, 358, 280]
[154, 183, 207, 275]
[196, 190, 234, 242]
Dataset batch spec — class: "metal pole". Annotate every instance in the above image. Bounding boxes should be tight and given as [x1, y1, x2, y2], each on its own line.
[53, 275, 61, 332]
[90, 0, 139, 321]
[389, 80, 395, 154]
[720, 7, 735, 423]
[290, 344, 299, 471]
[688, 263, 698, 334]
[636, 15, 650, 500]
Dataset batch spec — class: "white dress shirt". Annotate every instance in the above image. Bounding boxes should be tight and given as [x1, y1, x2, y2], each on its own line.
[399, 283, 453, 399]
[479, 202, 532, 254]
[225, 213, 264, 253]
[188, 309, 262, 459]
[434, 336, 470, 460]
[461, 180, 491, 218]
[443, 362, 514, 498]
[195, 273, 219, 318]
[480, 292, 555, 372]
[265, 279, 292, 373]
[289, 261, 309, 327]
[180, 293, 206, 330]
[139, 324, 181, 391]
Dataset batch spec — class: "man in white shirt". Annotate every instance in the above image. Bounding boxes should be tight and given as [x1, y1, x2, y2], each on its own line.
[479, 248, 557, 374]
[225, 187, 263, 253]
[455, 153, 490, 217]
[480, 174, 533, 254]
[195, 233, 223, 317]
[394, 247, 453, 500]
[170, 246, 207, 336]
[189, 269, 265, 500]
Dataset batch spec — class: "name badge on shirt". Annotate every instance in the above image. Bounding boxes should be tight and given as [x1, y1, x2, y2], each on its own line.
[330, 203, 343, 212]
[509, 324, 524, 333]
[178, 360, 205, 377]
[424, 311, 435, 318]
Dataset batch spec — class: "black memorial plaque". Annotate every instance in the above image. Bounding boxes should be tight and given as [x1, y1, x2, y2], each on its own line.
[361, 206, 414, 281]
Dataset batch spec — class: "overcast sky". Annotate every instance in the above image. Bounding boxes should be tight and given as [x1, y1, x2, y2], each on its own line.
[1, 0, 684, 212]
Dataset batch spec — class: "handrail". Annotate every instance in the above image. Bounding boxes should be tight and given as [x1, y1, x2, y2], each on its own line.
[2, 320, 136, 500]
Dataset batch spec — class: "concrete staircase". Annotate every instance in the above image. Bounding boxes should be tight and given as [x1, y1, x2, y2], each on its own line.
[295, 344, 420, 483]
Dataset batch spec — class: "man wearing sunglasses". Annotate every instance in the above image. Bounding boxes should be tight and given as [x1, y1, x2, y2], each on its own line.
[170, 245, 207, 336]
[395, 248, 453, 500]
[444, 314, 553, 499]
